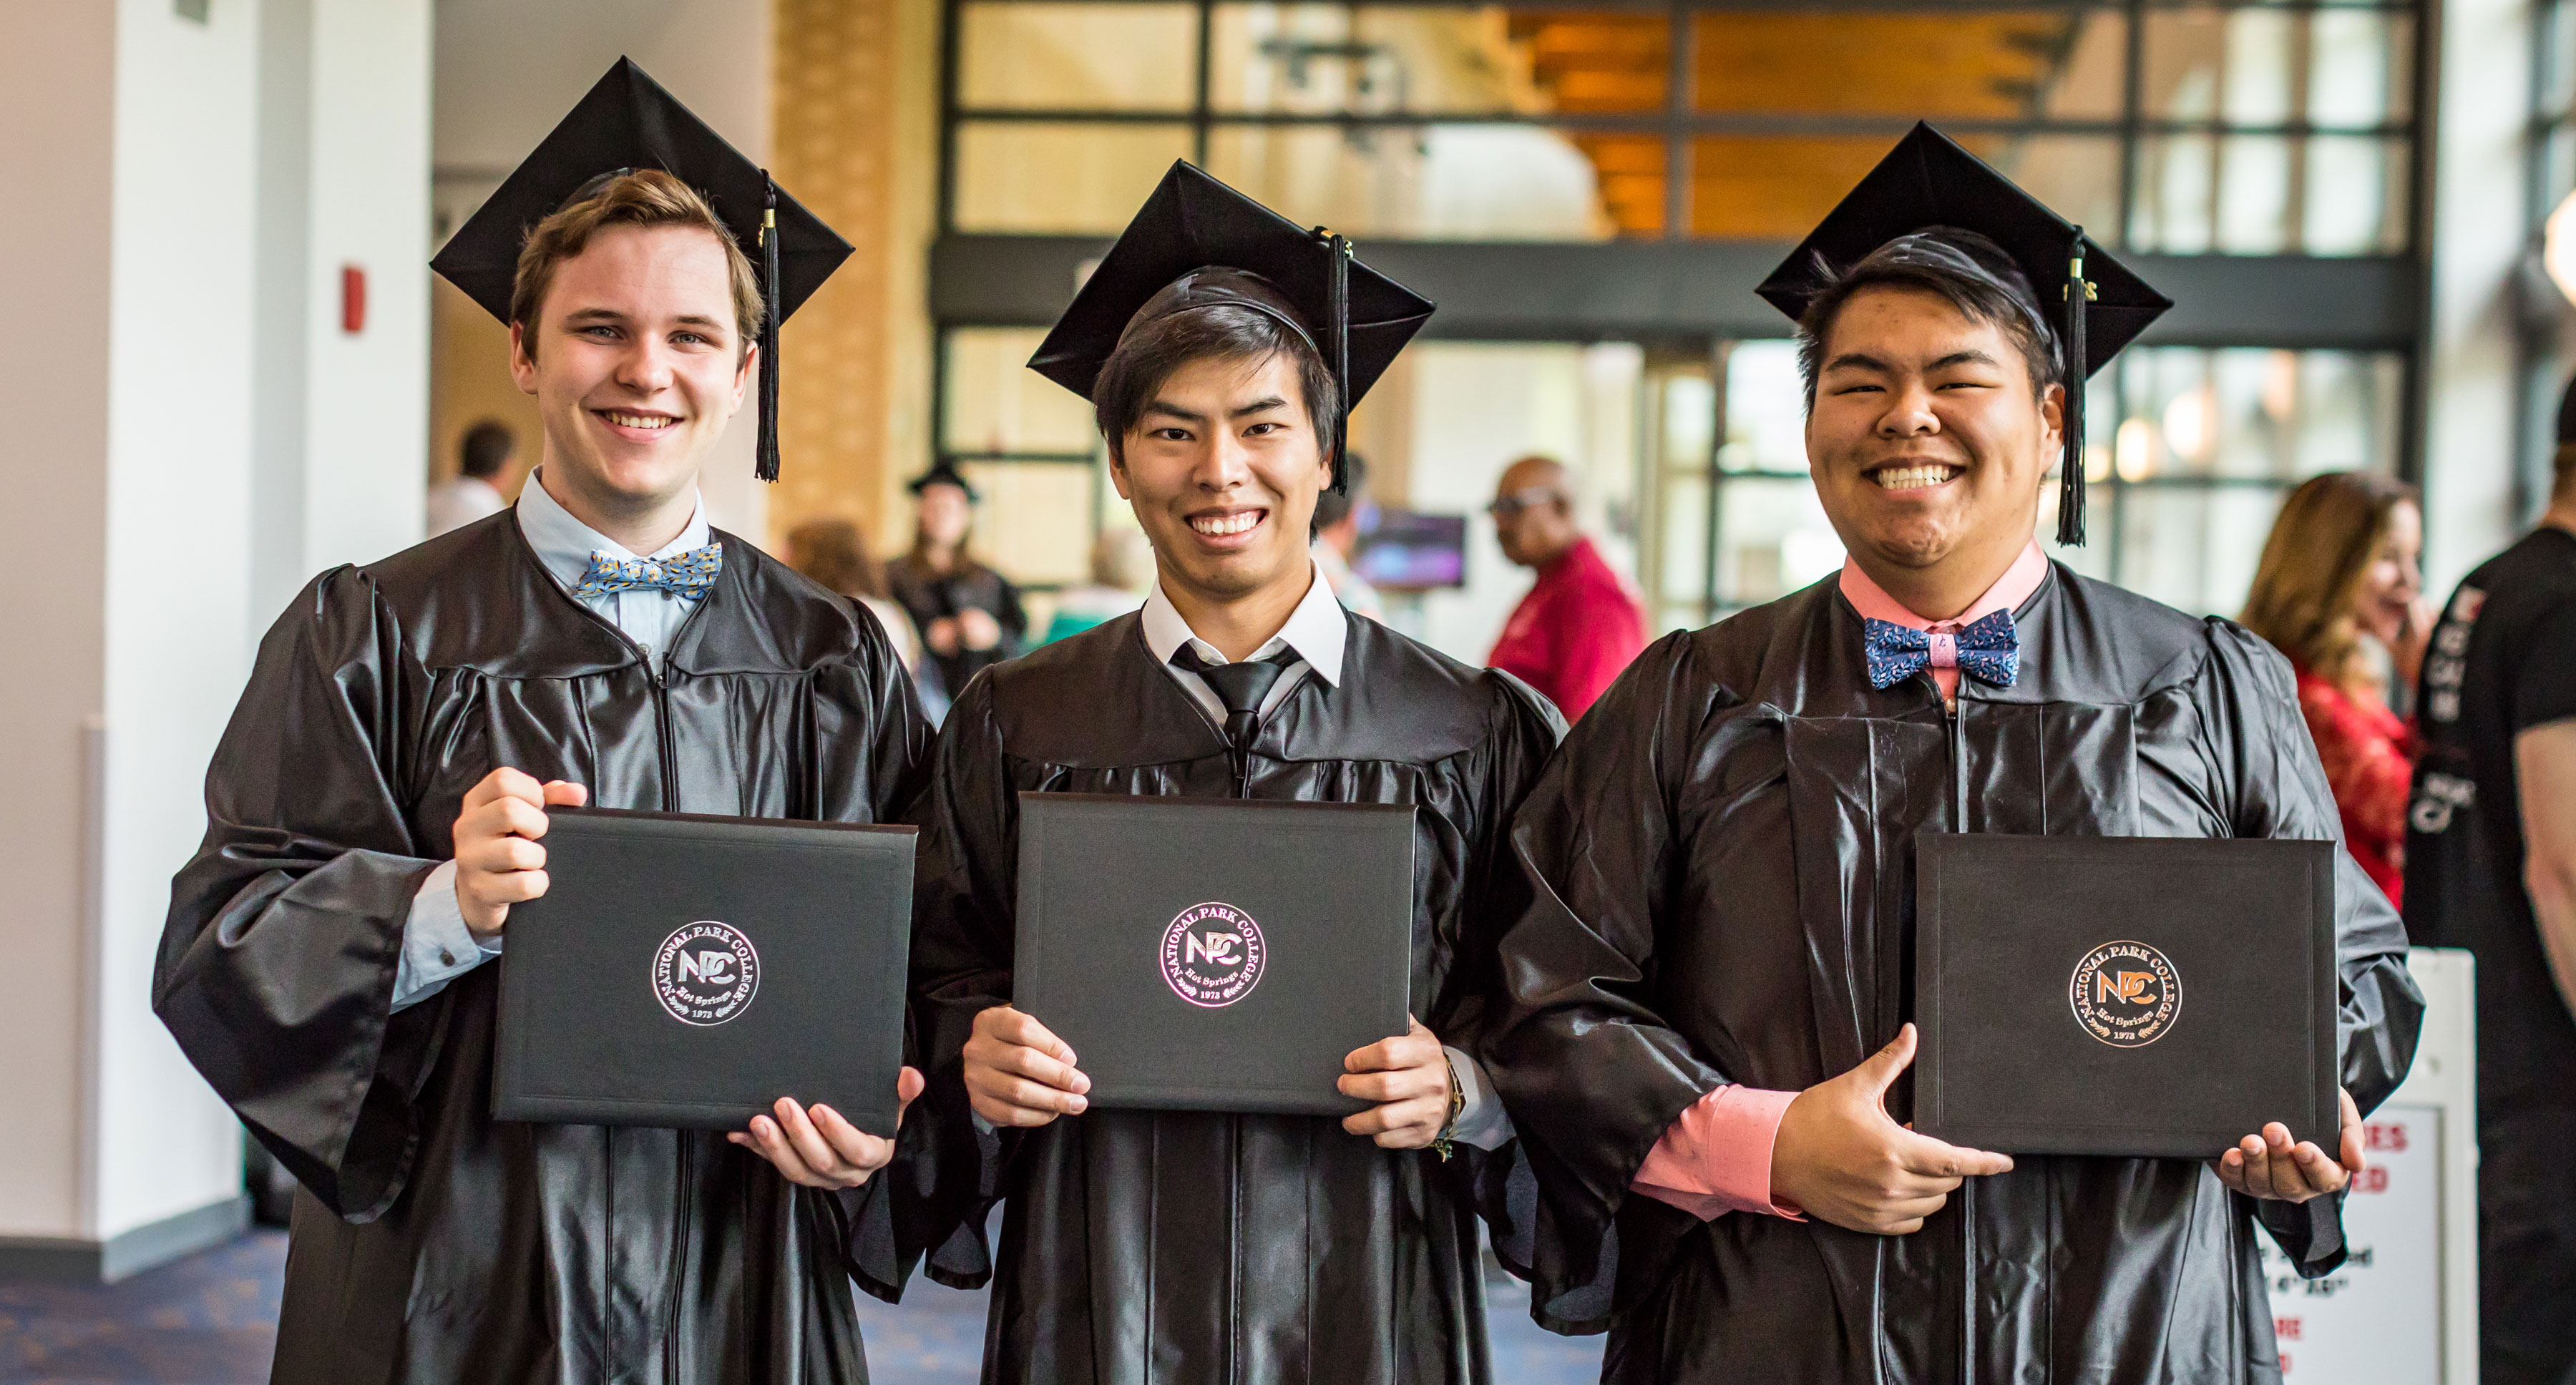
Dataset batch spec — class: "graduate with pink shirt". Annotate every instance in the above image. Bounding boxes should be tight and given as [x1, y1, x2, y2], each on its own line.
[1479, 125, 2420, 1384]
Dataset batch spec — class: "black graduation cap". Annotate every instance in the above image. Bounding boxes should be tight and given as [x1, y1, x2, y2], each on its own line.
[1027, 161, 1435, 491]
[1757, 123, 2171, 546]
[430, 58, 853, 484]
[907, 461, 981, 504]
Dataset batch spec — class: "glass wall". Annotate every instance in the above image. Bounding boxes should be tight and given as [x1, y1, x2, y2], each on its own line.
[947, 0, 2419, 251]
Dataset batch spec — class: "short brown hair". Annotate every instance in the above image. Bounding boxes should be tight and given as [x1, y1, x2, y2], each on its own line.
[509, 168, 761, 360]
[2240, 470, 2421, 694]
[2555, 440, 2576, 501]
[785, 517, 887, 600]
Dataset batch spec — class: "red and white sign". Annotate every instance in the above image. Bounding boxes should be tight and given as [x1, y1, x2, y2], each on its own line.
[2263, 1104, 2442, 1380]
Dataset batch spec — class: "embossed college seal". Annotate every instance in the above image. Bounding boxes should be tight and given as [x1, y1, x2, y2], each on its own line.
[2068, 939, 2180, 1047]
[652, 921, 761, 1026]
[1161, 901, 1266, 1008]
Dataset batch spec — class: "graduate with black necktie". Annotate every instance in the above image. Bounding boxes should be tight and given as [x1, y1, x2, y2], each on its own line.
[1480, 125, 2424, 1382]
[887, 163, 1564, 1384]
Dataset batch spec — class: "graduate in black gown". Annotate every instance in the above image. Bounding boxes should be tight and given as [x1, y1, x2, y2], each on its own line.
[1482, 126, 2424, 1383]
[153, 62, 930, 1384]
[889, 163, 1563, 1384]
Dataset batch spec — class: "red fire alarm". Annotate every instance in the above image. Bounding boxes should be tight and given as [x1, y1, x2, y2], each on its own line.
[341, 264, 367, 334]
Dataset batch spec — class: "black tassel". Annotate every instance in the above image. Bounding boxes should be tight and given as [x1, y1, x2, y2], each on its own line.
[2057, 226, 2089, 547]
[756, 171, 783, 484]
[1326, 230, 1352, 494]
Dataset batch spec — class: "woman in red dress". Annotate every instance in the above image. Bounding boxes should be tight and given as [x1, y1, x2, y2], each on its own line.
[2242, 471, 2434, 904]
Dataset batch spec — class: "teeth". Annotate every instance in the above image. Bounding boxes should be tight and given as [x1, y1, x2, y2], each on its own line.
[1191, 512, 1262, 537]
[604, 411, 675, 430]
[1871, 465, 1959, 491]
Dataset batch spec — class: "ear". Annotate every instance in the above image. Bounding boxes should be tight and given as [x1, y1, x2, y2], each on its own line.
[509, 321, 539, 396]
[731, 341, 758, 410]
[2039, 381, 2067, 465]
[1106, 434, 1135, 501]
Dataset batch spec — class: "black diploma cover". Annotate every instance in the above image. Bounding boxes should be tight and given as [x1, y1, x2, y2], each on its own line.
[493, 806, 917, 1134]
[1011, 793, 1415, 1115]
[1913, 833, 2338, 1157]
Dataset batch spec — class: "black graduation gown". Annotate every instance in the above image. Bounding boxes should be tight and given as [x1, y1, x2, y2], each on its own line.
[153, 511, 932, 1385]
[888, 556, 1029, 696]
[893, 610, 1563, 1385]
[1485, 564, 2423, 1384]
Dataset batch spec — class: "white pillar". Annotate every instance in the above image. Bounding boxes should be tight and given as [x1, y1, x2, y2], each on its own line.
[2422, 0, 2538, 593]
[0, 0, 431, 1281]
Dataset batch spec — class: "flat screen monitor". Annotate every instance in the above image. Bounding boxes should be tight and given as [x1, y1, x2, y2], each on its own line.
[1350, 508, 1467, 590]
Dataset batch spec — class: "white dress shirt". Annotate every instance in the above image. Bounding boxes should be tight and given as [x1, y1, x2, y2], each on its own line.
[1136, 562, 1513, 1150]
[390, 470, 712, 1012]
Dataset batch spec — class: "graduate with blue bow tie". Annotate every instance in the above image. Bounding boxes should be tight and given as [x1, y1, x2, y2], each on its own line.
[156, 61, 933, 1385]
[1478, 125, 2421, 1384]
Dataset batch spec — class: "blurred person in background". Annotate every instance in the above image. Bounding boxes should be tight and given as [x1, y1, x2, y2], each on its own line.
[889, 462, 1027, 695]
[2405, 378, 2576, 1385]
[786, 515, 940, 698]
[426, 419, 515, 535]
[1311, 449, 1385, 621]
[2240, 471, 2430, 904]
[1485, 453, 1646, 720]
[1040, 527, 1153, 643]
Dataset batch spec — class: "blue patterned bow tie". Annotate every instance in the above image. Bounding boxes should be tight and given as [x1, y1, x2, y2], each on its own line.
[570, 543, 723, 602]
[1862, 608, 2019, 690]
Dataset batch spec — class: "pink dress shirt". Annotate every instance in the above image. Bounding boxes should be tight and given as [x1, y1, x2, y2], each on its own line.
[1629, 539, 2052, 1223]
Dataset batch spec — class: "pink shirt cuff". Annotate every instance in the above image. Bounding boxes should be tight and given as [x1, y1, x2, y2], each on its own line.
[1630, 1085, 1805, 1221]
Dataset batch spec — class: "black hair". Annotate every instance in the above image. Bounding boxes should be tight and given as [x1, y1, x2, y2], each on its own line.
[1312, 451, 1370, 530]
[1792, 227, 2064, 410]
[459, 419, 517, 480]
[1093, 303, 1341, 471]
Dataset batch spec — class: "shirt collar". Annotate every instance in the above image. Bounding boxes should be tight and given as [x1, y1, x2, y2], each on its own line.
[1140, 558, 1347, 687]
[1838, 539, 2049, 632]
[515, 466, 711, 591]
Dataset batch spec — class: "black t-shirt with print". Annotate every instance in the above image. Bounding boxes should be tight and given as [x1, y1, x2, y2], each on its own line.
[2406, 525, 2576, 1111]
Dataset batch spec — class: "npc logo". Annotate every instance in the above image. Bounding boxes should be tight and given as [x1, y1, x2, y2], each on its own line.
[653, 921, 761, 1026]
[2069, 940, 2180, 1047]
[1161, 901, 1266, 1008]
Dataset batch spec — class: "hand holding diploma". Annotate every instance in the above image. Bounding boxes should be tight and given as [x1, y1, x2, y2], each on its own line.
[731, 1069, 926, 1189]
[2212, 1087, 2365, 1203]
[1771, 1024, 2016, 1235]
[963, 1005, 1092, 1126]
[452, 768, 589, 941]
[1337, 1018, 1452, 1149]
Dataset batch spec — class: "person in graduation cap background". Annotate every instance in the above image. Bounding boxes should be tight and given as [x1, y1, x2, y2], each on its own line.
[153, 61, 932, 1384]
[887, 461, 1028, 701]
[888, 162, 1566, 1384]
[1480, 124, 2424, 1382]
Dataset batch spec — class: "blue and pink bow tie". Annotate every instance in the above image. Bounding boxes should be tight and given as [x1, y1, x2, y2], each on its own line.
[571, 543, 723, 602]
[1863, 608, 2019, 690]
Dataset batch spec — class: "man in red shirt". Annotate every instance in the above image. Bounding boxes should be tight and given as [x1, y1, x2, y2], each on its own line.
[1485, 454, 1647, 720]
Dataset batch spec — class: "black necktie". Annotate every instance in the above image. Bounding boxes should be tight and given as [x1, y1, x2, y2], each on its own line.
[1170, 645, 1301, 753]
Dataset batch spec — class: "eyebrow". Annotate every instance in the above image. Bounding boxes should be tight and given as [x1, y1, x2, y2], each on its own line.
[1141, 395, 1292, 426]
[1823, 348, 2004, 373]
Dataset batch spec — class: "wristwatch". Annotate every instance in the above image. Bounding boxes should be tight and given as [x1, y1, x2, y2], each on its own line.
[1431, 1054, 1465, 1162]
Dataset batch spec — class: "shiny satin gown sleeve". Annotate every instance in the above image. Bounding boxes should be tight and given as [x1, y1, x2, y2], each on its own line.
[2202, 622, 2424, 1276]
[879, 669, 1023, 1295]
[153, 568, 447, 1222]
[1483, 632, 1740, 1331]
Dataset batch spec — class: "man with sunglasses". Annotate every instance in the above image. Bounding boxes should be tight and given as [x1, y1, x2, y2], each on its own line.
[1485, 454, 1646, 720]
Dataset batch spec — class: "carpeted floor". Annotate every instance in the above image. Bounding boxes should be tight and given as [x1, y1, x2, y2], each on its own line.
[0, 1233, 1604, 1384]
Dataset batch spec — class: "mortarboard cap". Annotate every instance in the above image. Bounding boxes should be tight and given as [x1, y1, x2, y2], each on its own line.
[430, 58, 852, 485]
[1757, 123, 2171, 546]
[907, 461, 981, 504]
[1027, 162, 1435, 491]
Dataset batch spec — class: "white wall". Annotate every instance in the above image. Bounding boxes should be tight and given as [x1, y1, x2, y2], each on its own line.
[0, 0, 118, 1243]
[2424, 0, 2537, 594]
[0, 0, 434, 1251]
[433, 0, 774, 539]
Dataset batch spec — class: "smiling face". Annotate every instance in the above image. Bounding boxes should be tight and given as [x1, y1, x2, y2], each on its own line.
[509, 222, 753, 522]
[1109, 350, 1330, 609]
[1806, 285, 2062, 600]
[2354, 498, 2424, 645]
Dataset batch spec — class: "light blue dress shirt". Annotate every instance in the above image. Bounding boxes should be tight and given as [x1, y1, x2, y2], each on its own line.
[390, 471, 711, 1012]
